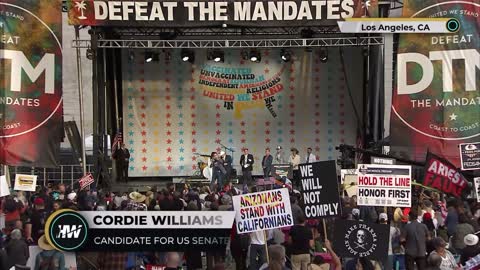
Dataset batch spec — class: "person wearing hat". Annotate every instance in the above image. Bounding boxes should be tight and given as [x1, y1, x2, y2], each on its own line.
[25, 198, 51, 243]
[126, 192, 147, 211]
[379, 213, 401, 270]
[275, 146, 285, 164]
[461, 234, 480, 265]
[34, 235, 65, 270]
[427, 237, 458, 270]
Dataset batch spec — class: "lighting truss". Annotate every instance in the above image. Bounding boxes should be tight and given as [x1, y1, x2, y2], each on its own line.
[72, 36, 384, 49]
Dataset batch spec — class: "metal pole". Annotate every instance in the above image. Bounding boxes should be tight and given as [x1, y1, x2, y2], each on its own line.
[75, 26, 87, 175]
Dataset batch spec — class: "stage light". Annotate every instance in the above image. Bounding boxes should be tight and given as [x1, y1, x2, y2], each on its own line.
[249, 50, 261, 62]
[181, 49, 195, 63]
[208, 50, 224, 63]
[86, 48, 94, 60]
[281, 49, 291, 62]
[163, 50, 171, 62]
[145, 51, 153, 63]
[241, 50, 249, 61]
[319, 48, 328, 63]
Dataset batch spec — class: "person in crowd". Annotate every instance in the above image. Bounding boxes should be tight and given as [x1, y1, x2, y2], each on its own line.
[112, 142, 131, 183]
[249, 230, 267, 270]
[289, 148, 301, 189]
[259, 244, 289, 270]
[401, 210, 430, 270]
[275, 146, 286, 164]
[25, 198, 50, 243]
[290, 196, 304, 225]
[308, 239, 342, 270]
[427, 237, 458, 270]
[97, 252, 128, 270]
[2, 196, 25, 234]
[379, 212, 400, 270]
[345, 258, 376, 270]
[6, 229, 29, 269]
[445, 199, 460, 237]
[451, 214, 474, 252]
[52, 200, 61, 212]
[289, 213, 313, 270]
[62, 192, 78, 210]
[461, 234, 480, 265]
[305, 147, 316, 163]
[231, 222, 250, 270]
[240, 148, 254, 186]
[165, 252, 181, 270]
[427, 253, 442, 270]
[262, 148, 274, 179]
[34, 235, 65, 270]
[126, 191, 148, 211]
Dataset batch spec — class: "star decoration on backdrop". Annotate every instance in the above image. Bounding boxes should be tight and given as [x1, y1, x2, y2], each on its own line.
[449, 113, 457, 121]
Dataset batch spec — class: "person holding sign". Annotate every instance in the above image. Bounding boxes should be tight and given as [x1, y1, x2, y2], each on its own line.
[289, 148, 301, 188]
[288, 213, 314, 270]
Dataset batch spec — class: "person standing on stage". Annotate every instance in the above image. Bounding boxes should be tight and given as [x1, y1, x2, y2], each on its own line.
[262, 148, 273, 179]
[289, 148, 301, 188]
[305, 147, 316, 163]
[211, 152, 226, 192]
[275, 146, 285, 164]
[221, 151, 233, 181]
[112, 143, 130, 182]
[240, 148, 254, 186]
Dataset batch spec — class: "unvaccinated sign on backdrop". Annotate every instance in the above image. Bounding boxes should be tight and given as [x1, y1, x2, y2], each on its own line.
[391, 0, 480, 167]
[0, 0, 63, 167]
[66, 0, 377, 27]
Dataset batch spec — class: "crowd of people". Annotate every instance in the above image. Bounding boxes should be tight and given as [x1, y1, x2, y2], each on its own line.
[0, 179, 479, 270]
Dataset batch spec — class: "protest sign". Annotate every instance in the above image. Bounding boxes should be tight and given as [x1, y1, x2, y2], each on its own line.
[474, 177, 480, 203]
[459, 142, 480, 171]
[232, 188, 293, 234]
[79, 173, 94, 190]
[272, 164, 293, 180]
[357, 164, 412, 207]
[333, 220, 389, 261]
[14, 174, 37, 192]
[423, 152, 468, 197]
[299, 161, 341, 218]
[0, 176, 10, 197]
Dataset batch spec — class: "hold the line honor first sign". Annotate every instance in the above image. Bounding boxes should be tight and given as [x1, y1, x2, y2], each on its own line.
[299, 161, 341, 218]
[357, 164, 412, 208]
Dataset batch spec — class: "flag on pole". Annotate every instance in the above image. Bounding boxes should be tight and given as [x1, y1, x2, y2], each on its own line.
[78, 173, 94, 190]
[112, 132, 123, 156]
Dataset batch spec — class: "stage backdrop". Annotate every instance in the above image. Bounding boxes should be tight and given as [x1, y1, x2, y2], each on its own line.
[391, 0, 480, 166]
[0, 0, 63, 167]
[123, 48, 363, 177]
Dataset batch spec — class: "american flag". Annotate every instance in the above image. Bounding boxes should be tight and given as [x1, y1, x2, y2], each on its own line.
[78, 173, 94, 190]
[112, 132, 123, 155]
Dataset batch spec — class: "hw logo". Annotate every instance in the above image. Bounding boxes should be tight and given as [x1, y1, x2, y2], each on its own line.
[57, 225, 83, 239]
[46, 210, 88, 251]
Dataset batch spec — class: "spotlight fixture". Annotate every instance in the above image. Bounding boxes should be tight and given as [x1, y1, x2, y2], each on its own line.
[181, 49, 195, 63]
[319, 48, 328, 63]
[208, 50, 224, 63]
[281, 49, 291, 62]
[249, 50, 261, 63]
[145, 51, 153, 63]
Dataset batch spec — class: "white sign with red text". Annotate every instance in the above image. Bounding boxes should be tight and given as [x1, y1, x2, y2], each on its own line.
[357, 164, 412, 207]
